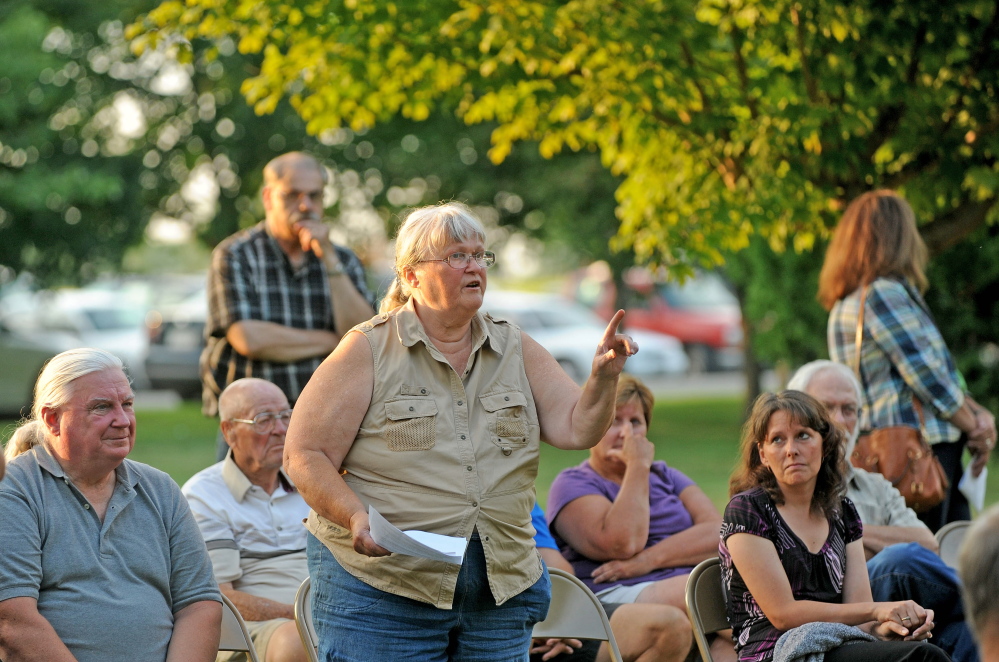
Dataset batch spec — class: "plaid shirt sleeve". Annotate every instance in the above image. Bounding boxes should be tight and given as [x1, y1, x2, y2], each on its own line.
[865, 279, 965, 422]
[205, 238, 261, 338]
[335, 245, 374, 307]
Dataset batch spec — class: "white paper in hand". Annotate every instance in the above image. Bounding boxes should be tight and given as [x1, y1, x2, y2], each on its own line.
[368, 506, 467, 565]
[959, 465, 988, 512]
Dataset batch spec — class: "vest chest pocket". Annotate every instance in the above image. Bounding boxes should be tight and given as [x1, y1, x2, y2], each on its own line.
[384, 399, 438, 451]
[480, 391, 530, 452]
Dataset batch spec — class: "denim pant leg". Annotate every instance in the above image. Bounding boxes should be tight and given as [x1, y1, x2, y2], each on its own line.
[868, 542, 977, 662]
[449, 535, 551, 662]
[306, 532, 550, 662]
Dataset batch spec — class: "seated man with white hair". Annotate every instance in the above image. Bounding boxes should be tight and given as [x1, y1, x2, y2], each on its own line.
[958, 504, 999, 662]
[183, 378, 311, 662]
[789, 359, 977, 662]
[0, 348, 221, 662]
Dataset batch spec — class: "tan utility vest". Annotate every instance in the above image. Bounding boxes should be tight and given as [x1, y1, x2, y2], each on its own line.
[307, 300, 543, 608]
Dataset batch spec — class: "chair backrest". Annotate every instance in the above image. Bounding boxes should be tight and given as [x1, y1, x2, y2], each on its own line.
[294, 576, 320, 662]
[685, 557, 728, 662]
[532, 568, 623, 662]
[936, 520, 971, 569]
[220, 593, 262, 662]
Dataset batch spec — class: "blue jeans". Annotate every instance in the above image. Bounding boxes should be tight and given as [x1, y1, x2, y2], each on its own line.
[306, 532, 551, 662]
[867, 542, 977, 662]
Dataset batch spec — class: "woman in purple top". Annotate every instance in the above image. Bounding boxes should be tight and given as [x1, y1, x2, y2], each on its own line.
[548, 375, 729, 661]
[721, 390, 948, 662]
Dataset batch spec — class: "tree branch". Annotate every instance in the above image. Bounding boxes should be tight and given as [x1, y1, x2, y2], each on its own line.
[790, 4, 818, 103]
[680, 40, 711, 114]
[921, 197, 998, 255]
[729, 25, 758, 120]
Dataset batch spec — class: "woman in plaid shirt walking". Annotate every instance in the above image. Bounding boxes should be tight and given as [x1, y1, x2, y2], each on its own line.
[818, 190, 996, 531]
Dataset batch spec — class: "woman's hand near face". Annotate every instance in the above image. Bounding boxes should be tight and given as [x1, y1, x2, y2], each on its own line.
[605, 423, 655, 472]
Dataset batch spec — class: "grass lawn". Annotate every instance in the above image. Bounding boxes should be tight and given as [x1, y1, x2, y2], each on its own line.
[4, 396, 997, 516]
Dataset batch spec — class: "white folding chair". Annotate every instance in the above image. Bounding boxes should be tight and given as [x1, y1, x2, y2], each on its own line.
[532, 568, 624, 662]
[220, 593, 262, 662]
[685, 557, 728, 662]
[936, 520, 972, 569]
[294, 576, 320, 662]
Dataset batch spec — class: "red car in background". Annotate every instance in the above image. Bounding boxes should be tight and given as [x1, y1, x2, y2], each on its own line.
[570, 264, 744, 373]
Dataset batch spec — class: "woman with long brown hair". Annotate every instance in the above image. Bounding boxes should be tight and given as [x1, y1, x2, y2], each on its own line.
[818, 190, 995, 530]
[721, 390, 947, 662]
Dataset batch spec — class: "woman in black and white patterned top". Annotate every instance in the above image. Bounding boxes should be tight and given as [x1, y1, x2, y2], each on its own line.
[720, 390, 948, 662]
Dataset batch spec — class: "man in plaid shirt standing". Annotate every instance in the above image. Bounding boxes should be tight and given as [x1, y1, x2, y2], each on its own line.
[201, 152, 375, 448]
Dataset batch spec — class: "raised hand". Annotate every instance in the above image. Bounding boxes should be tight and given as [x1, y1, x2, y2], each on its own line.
[294, 218, 335, 261]
[591, 309, 638, 380]
[604, 419, 655, 471]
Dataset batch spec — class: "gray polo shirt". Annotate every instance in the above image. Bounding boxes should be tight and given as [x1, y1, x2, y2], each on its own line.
[0, 444, 220, 662]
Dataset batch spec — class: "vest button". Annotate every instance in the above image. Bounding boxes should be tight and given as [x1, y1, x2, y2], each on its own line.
[472, 502, 478, 508]
[460, 435, 466, 440]
[457, 400, 463, 406]
[409, 406, 414, 411]
[466, 466, 473, 471]
[502, 448, 512, 456]
[504, 396, 510, 401]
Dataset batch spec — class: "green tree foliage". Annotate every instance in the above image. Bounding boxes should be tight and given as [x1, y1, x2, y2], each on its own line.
[2, 0, 623, 287]
[134, 0, 999, 273]
[0, 2, 147, 284]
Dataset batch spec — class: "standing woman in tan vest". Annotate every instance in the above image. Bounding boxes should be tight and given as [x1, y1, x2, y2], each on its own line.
[284, 202, 638, 661]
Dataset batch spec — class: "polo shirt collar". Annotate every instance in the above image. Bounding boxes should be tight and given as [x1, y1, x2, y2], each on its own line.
[31, 442, 138, 488]
[221, 450, 295, 502]
[396, 298, 501, 356]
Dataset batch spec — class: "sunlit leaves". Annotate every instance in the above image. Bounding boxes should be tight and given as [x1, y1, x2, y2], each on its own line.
[133, 0, 999, 268]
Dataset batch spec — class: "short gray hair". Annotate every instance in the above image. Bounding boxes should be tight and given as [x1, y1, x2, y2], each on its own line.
[4, 348, 126, 461]
[959, 504, 999, 641]
[787, 360, 862, 405]
[263, 151, 329, 185]
[380, 202, 487, 313]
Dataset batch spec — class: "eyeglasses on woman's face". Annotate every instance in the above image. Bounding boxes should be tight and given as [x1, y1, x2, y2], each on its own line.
[229, 409, 294, 434]
[418, 251, 496, 269]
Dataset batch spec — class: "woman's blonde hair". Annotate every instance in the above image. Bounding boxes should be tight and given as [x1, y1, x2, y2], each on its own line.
[616, 374, 655, 427]
[4, 348, 125, 462]
[380, 202, 487, 313]
[817, 190, 929, 310]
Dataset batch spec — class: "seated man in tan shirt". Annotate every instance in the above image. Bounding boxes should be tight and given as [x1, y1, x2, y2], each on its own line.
[183, 378, 310, 662]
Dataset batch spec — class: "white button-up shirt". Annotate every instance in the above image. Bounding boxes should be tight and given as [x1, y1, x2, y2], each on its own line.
[182, 453, 310, 604]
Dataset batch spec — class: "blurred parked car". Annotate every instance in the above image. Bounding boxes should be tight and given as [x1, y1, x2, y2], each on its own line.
[0, 320, 69, 417]
[5, 289, 151, 388]
[483, 291, 689, 383]
[144, 288, 207, 400]
[573, 267, 743, 373]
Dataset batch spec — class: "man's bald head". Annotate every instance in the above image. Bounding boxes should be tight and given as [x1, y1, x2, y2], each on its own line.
[218, 378, 287, 422]
[263, 152, 328, 186]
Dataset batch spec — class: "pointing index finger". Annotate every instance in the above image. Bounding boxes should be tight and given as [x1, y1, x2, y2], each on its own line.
[601, 309, 626, 345]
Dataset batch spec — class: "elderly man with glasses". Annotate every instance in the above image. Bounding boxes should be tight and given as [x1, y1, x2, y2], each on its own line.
[183, 378, 311, 662]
